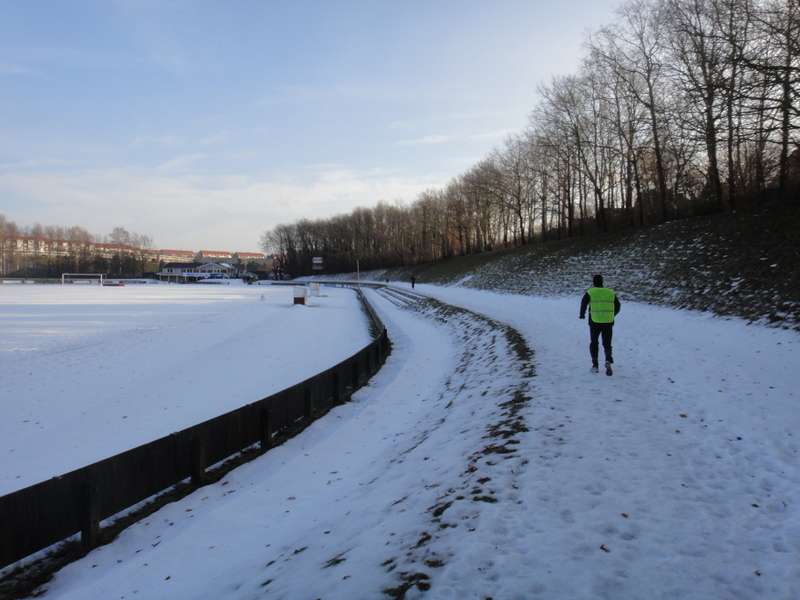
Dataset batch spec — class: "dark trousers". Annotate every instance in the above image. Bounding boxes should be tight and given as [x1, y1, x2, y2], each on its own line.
[589, 322, 614, 366]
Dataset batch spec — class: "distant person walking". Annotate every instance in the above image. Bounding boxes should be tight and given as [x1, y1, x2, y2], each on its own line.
[579, 274, 620, 375]
[411, 276, 416, 289]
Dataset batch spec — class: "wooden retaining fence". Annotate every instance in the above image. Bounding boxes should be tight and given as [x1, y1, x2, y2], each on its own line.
[0, 287, 389, 570]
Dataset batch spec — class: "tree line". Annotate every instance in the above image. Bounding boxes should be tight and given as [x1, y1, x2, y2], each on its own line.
[0, 215, 156, 277]
[261, 0, 799, 277]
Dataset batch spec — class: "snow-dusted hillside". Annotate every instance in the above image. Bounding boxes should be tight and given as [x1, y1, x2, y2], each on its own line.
[354, 204, 800, 331]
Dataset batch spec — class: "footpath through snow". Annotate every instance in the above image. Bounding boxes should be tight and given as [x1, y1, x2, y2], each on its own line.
[5, 283, 800, 599]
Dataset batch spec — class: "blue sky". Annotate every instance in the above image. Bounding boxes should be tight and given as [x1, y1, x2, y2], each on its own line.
[1, 0, 621, 252]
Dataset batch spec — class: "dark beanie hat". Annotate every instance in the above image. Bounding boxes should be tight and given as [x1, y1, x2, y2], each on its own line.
[593, 275, 604, 287]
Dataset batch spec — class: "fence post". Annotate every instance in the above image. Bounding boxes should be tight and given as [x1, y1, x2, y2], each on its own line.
[351, 360, 359, 389]
[332, 372, 341, 405]
[190, 437, 207, 485]
[304, 387, 313, 423]
[81, 481, 100, 548]
[260, 400, 273, 449]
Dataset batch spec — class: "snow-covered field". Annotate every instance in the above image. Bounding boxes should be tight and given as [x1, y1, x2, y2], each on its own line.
[2, 280, 798, 599]
[0, 283, 371, 495]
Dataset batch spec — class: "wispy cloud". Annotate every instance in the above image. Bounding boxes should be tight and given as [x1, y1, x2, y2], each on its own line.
[389, 109, 513, 131]
[0, 164, 443, 251]
[395, 129, 515, 147]
[131, 134, 186, 148]
[157, 153, 208, 171]
[199, 131, 231, 146]
[0, 158, 87, 171]
[254, 81, 397, 108]
[396, 135, 450, 146]
[472, 128, 519, 141]
[0, 61, 34, 75]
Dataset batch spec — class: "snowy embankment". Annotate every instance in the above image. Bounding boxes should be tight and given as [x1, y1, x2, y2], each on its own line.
[2, 281, 799, 599]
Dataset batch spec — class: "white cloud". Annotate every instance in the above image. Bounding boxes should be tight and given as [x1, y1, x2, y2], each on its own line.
[157, 153, 208, 171]
[131, 134, 186, 148]
[0, 61, 33, 75]
[396, 135, 450, 146]
[0, 157, 86, 170]
[0, 164, 444, 251]
[199, 131, 232, 146]
[395, 129, 515, 148]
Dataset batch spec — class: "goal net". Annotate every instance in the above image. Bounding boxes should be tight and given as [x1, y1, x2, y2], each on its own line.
[61, 273, 105, 285]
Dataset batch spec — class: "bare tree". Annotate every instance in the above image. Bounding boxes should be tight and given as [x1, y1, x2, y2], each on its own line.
[738, 0, 800, 192]
[665, 0, 732, 209]
[593, 0, 674, 221]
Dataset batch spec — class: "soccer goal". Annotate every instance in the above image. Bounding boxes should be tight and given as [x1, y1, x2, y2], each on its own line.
[61, 273, 105, 285]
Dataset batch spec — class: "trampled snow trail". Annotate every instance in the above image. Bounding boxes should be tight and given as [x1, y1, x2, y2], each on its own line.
[420, 286, 800, 599]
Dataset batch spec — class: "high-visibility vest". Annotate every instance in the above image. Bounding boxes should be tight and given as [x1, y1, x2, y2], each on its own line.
[588, 287, 616, 323]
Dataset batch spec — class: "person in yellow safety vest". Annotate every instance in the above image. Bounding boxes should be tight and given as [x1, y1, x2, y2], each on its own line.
[579, 274, 621, 375]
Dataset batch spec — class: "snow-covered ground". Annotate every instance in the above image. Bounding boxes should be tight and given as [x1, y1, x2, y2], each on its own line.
[0, 283, 371, 495]
[2, 281, 798, 599]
